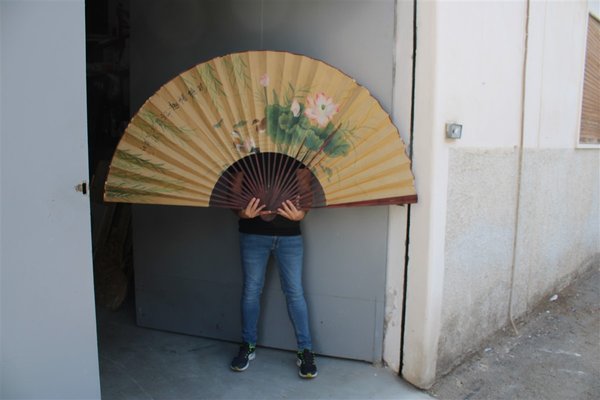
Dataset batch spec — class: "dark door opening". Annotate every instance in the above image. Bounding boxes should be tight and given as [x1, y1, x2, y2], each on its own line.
[86, 0, 134, 313]
[86, 2, 404, 388]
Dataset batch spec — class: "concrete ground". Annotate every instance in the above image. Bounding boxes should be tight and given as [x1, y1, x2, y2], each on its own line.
[97, 266, 599, 400]
[97, 298, 430, 400]
[429, 266, 600, 400]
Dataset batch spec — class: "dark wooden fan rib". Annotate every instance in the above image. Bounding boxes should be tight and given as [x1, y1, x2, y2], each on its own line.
[273, 159, 304, 205]
[275, 131, 309, 203]
[237, 155, 262, 200]
[263, 125, 339, 209]
[209, 152, 325, 211]
[270, 149, 294, 207]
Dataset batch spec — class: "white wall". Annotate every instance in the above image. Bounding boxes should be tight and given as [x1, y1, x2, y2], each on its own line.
[383, 0, 416, 372]
[0, 3, 4, 394]
[0, 1, 100, 398]
[401, 0, 599, 388]
[437, 0, 526, 148]
[524, 0, 590, 148]
[433, 0, 527, 378]
[401, 0, 446, 386]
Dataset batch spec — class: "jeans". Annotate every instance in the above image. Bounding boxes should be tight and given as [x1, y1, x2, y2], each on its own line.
[239, 233, 312, 350]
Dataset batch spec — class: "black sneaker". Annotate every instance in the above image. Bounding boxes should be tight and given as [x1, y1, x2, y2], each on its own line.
[296, 349, 318, 378]
[230, 343, 256, 371]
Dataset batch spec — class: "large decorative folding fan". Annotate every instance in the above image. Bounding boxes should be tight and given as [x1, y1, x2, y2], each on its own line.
[104, 51, 417, 215]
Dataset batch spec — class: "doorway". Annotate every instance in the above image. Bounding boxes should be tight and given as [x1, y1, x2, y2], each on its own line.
[87, 0, 404, 368]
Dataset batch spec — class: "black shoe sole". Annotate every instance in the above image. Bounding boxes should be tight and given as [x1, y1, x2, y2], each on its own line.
[296, 358, 318, 378]
[231, 352, 256, 372]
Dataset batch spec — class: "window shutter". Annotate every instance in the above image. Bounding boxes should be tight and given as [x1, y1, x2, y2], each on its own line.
[580, 14, 600, 145]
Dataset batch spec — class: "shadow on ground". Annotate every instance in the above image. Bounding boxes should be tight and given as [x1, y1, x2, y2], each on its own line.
[97, 297, 430, 400]
[429, 265, 600, 400]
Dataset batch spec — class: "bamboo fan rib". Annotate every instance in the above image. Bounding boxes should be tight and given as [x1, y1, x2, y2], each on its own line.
[104, 51, 418, 210]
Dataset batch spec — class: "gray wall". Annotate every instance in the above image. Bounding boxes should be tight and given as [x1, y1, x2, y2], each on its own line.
[438, 148, 519, 372]
[130, 0, 397, 361]
[512, 150, 600, 314]
[0, 1, 101, 398]
[437, 147, 600, 374]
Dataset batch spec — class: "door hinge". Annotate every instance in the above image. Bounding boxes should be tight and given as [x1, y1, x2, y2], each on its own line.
[75, 181, 87, 195]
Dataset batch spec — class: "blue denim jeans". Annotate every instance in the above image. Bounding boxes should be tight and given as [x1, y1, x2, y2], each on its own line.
[239, 233, 312, 350]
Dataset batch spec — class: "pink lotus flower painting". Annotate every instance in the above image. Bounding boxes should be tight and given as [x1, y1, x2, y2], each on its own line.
[304, 93, 339, 128]
[228, 69, 356, 174]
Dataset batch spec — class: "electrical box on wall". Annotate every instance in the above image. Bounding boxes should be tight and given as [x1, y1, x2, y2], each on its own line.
[446, 123, 462, 139]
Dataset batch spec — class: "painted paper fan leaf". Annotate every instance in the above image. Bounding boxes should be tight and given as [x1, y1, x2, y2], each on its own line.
[104, 51, 417, 211]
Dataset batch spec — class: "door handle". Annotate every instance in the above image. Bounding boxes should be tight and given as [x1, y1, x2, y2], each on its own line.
[75, 181, 87, 195]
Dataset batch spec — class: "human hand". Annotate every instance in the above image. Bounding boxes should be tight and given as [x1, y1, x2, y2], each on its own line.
[277, 199, 306, 221]
[239, 197, 266, 219]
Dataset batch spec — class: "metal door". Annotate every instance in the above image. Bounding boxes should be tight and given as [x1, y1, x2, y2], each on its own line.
[131, 0, 395, 362]
[0, 1, 100, 398]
